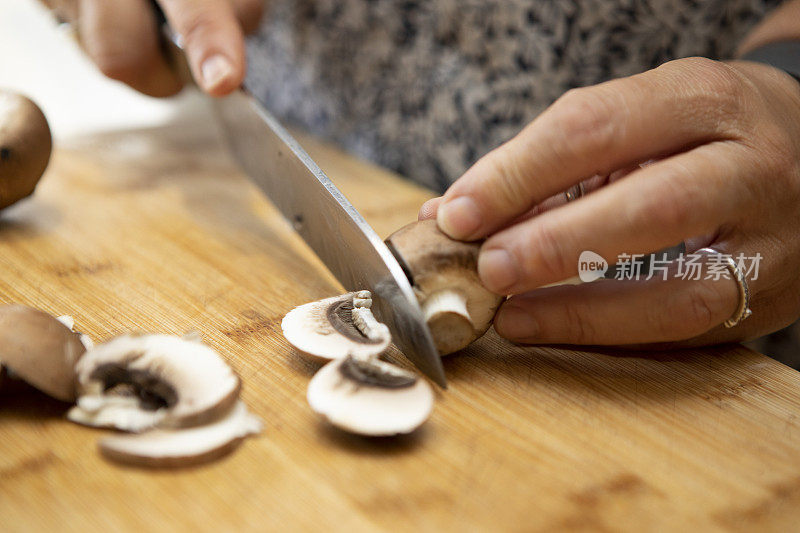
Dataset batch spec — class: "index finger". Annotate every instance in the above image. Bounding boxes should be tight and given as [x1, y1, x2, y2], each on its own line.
[436, 58, 751, 241]
[158, 0, 245, 95]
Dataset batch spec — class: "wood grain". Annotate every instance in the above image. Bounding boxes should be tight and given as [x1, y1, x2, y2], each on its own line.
[2, 104, 800, 532]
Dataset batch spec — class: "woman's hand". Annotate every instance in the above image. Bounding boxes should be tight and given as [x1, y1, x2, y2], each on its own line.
[51, 0, 264, 97]
[420, 58, 800, 347]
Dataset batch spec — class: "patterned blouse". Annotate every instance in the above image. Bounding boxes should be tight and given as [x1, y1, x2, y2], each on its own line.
[247, 0, 781, 192]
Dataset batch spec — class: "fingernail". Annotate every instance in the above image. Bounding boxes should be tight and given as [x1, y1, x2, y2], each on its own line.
[496, 304, 539, 340]
[478, 248, 520, 293]
[437, 196, 482, 239]
[201, 54, 233, 91]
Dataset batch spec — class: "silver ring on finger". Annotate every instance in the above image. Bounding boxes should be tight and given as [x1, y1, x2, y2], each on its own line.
[564, 182, 585, 203]
[697, 247, 753, 328]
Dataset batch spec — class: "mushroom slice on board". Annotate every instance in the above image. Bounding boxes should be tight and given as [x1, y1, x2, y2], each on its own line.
[307, 356, 433, 436]
[281, 291, 391, 361]
[69, 334, 240, 432]
[0, 305, 88, 401]
[386, 220, 504, 355]
[99, 401, 262, 468]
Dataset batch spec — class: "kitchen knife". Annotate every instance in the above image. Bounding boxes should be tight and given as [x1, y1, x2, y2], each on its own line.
[212, 91, 447, 388]
[51, 0, 447, 387]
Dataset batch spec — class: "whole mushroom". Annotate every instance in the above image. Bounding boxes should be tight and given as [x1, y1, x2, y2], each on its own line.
[0, 305, 88, 402]
[386, 220, 503, 355]
[0, 91, 51, 209]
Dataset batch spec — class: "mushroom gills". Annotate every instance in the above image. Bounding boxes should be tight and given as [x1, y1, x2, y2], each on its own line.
[339, 355, 417, 388]
[70, 334, 240, 432]
[281, 291, 391, 361]
[99, 401, 262, 467]
[68, 387, 169, 433]
[307, 356, 433, 436]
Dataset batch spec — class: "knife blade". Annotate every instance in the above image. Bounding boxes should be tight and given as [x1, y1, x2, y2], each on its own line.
[212, 91, 447, 387]
[50, 3, 448, 385]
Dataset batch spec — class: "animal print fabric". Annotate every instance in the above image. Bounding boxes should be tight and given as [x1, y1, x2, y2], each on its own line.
[246, 0, 781, 191]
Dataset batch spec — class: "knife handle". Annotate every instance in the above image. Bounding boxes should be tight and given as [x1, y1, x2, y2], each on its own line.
[147, 0, 195, 85]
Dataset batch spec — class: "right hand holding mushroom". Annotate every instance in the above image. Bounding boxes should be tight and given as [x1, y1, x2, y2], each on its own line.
[420, 58, 800, 348]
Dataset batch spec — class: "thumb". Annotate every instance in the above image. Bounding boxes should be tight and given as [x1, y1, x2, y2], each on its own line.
[435, 135, 547, 241]
[418, 197, 443, 221]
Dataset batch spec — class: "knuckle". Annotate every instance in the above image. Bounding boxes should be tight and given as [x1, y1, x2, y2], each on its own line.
[643, 296, 677, 340]
[528, 222, 572, 283]
[681, 284, 723, 335]
[92, 46, 150, 83]
[695, 58, 742, 95]
[628, 169, 695, 232]
[563, 300, 596, 344]
[550, 87, 620, 166]
[672, 58, 748, 133]
[235, 0, 265, 33]
[483, 147, 533, 211]
[175, 8, 228, 51]
[643, 282, 721, 341]
[756, 125, 797, 180]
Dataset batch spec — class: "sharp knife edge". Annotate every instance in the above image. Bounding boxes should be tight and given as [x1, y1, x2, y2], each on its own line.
[212, 91, 447, 387]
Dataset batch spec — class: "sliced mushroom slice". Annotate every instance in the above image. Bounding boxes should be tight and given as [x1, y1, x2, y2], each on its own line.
[307, 356, 433, 436]
[69, 334, 240, 432]
[386, 220, 503, 355]
[0, 305, 87, 401]
[282, 291, 391, 361]
[99, 401, 262, 468]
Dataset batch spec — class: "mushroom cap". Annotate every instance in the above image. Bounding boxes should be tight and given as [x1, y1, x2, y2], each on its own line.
[282, 292, 391, 361]
[0, 91, 51, 210]
[386, 220, 503, 354]
[307, 357, 433, 436]
[99, 401, 262, 468]
[0, 305, 87, 401]
[70, 334, 241, 431]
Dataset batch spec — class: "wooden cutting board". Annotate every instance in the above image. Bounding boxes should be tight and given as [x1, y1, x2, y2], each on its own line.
[2, 104, 800, 532]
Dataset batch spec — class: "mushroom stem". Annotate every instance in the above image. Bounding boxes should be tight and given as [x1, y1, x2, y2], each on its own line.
[351, 290, 390, 344]
[421, 289, 476, 355]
